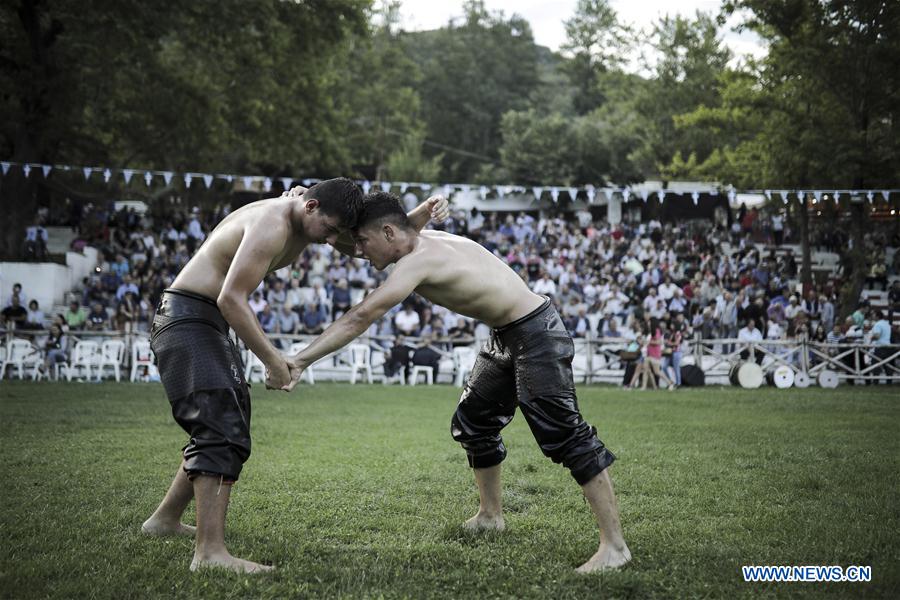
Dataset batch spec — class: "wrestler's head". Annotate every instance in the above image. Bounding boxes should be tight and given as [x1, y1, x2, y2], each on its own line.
[301, 177, 363, 244]
[352, 192, 415, 270]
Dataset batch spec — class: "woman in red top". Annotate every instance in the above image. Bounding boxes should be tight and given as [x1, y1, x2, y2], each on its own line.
[643, 323, 675, 390]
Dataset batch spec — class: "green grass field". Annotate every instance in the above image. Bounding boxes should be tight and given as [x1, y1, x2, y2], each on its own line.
[1, 382, 898, 599]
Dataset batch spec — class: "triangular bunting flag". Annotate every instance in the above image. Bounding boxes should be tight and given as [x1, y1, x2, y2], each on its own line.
[1, 162, 9, 175]
[41, 165, 52, 177]
[144, 171, 153, 186]
[866, 192, 874, 203]
[361, 181, 371, 194]
[83, 167, 93, 181]
[882, 190, 891, 202]
[184, 173, 193, 187]
[444, 184, 452, 197]
[532, 187, 544, 200]
[400, 183, 409, 194]
[641, 190, 649, 203]
[224, 174, 233, 183]
[586, 188, 596, 204]
[814, 191, 822, 203]
[550, 187, 559, 203]
[728, 189, 736, 203]
[479, 186, 488, 200]
[460, 184, 471, 194]
[420, 183, 432, 192]
[692, 191, 700, 206]
[103, 169, 111, 183]
[380, 181, 391, 193]
[242, 176, 253, 190]
[203, 174, 214, 189]
[657, 191, 665, 203]
[764, 190, 772, 201]
[280, 177, 293, 190]
[163, 172, 174, 186]
[568, 187, 579, 200]
[122, 169, 134, 184]
[832, 191, 840, 203]
[23, 164, 32, 178]
[263, 178, 272, 192]
[497, 186, 505, 200]
[622, 189, 631, 203]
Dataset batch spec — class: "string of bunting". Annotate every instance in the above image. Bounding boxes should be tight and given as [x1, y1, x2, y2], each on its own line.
[0, 160, 896, 204]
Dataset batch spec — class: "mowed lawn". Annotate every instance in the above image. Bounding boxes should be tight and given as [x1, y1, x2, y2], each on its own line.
[1, 381, 898, 599]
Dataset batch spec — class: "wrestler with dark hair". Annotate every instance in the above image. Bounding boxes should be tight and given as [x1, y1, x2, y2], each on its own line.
[288, 191, 631, 572]
[141, 180, 448, 573]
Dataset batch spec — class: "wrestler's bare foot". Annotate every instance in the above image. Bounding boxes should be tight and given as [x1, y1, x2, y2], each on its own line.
[576, 543, 632, 573]
[190, 552, 274, 574]
[141, 517, 197, 537]
[462, 511, 505, 531]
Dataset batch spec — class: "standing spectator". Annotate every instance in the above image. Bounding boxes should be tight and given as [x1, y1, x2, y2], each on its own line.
[186, 207, 206, 253]
[662, 323, 684, 388]
[870, 310, 893, 382]
[64, 301, 88, 330]
[115, 292, 138, 333]
[23, 218, 49, 261]
[820, 294, 836, 333]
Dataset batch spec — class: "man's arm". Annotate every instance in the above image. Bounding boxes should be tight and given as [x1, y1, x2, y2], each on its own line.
[285, 256, 427, 390]
[217, 221, 293, 389]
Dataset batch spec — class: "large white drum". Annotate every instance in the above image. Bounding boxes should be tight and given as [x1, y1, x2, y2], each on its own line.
[729, 362, 764, 389]
[793, 371, 811, 388]
[766, 365, 795, 388]
[817, 370, 839, 389]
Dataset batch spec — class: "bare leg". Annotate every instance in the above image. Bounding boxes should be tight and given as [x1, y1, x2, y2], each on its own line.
[142, 462, 196, 537]
[190, 475, 273, 574]
[463, 464, 505, 531]
[576, 469, 632, 573]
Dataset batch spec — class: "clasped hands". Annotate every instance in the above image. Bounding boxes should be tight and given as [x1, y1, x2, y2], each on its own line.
[264, 352, 309, 392]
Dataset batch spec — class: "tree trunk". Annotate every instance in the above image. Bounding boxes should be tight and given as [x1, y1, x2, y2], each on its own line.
[798, 192, 812, 292]
[838, 197, 868, 321]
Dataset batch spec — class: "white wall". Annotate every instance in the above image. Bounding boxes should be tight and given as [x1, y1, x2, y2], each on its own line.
[0, 262, 72, 312]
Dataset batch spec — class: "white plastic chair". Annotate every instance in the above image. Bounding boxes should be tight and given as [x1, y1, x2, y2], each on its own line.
[97, 339, 126, 381]
[348, 343, 373, 384]
[409, 365, 434, 385]
[244, 351, 266, 383]
[2, 339, 41, 380]
[130, 339, 154, 382]
[288, 342, 315, 384]
[452, 346, 477, 387]
[65, 340, 99, 381]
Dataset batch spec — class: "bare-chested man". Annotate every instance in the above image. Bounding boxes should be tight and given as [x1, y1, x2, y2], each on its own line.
[287, 192, 631, 572]
[140, 179, 448, 573]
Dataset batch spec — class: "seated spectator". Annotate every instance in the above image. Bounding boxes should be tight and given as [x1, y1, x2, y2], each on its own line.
[87, 303, 110, 330]
[738, 318, 764, 364]
[1, 296, 28, 328]
[300, 301, 328, 335]
[394, 303, 421, 336]
[276, 304, 301, 336]
[257, 304, 277, 334]
[24, 300, 45, 330]
[248, 290, 267, 315]
[116, 274, 140, 301]
[411, 332, 442, 381]
[384, 334, 414, 379]
[267, 278, 287, 311]
[64, 300, 88, 330]
[331, 279, 352, 319]
[5, 282, 26, 307]
[40, 324, 68, 375]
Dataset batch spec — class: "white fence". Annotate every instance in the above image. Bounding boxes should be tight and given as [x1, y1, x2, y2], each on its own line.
[2, 327, 897, 387]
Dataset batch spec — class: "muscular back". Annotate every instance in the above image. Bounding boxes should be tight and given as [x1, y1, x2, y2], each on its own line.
[172, 197, 308, 299]
[410, 231, 544, 327]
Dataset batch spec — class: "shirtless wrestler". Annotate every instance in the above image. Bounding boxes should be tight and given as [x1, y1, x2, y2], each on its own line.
[140, 179, 448, 573]
[287, 192, 631, 572]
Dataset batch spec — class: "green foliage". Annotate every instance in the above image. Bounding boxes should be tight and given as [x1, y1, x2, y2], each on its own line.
[1, 382, 898, 598]
[384, 129, 444, 182]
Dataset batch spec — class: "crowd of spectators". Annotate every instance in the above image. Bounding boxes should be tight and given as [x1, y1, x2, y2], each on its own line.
[4, 197, 899, 384]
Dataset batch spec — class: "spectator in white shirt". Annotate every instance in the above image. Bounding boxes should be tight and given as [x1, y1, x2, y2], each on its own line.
[738, 318, 764, 364]
[394, 304, 421, 336]
[532, 272, 557, 297]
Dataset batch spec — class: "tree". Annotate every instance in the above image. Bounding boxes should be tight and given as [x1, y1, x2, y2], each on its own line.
[560, 0, 632, 115]
[0, 0, 368, 258]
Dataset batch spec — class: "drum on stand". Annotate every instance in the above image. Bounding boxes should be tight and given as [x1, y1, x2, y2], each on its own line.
[729, 362, 763, 389]
[765, 365, 795, 388]
[793, 371, 811, 388]
[817, 370, 839, 389]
